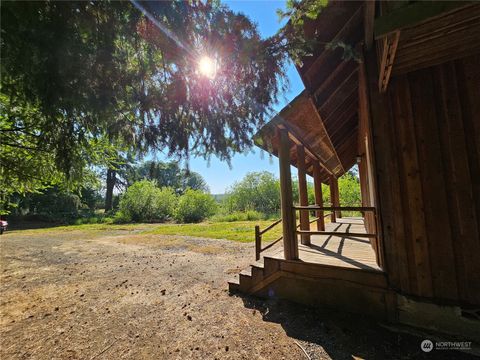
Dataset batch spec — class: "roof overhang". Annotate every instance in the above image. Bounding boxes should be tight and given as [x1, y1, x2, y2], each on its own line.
[254, 91, 343, 183]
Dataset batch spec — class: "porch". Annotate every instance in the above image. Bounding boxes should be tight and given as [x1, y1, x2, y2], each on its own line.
[228, 215, 391, 319]
[265, 217, 380, 271]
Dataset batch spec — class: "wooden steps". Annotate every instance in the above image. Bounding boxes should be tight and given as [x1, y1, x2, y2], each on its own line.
[228, 257, 279, 294]
[229, 218, 394, 318]
[229, 255, 386, 294]
[229, 255, 393, 319]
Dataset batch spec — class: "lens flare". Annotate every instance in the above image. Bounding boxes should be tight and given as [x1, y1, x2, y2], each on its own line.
[198, 56, 216, 78]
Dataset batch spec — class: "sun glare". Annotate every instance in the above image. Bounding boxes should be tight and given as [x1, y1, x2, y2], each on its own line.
[198, 56, 216, 79]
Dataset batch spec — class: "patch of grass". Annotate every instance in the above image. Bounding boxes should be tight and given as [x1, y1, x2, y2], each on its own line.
[7, 220, 283, 243]
[144, 220, 283, 242]
[7, 223, 156, 236]
[210, 210, 266, 222]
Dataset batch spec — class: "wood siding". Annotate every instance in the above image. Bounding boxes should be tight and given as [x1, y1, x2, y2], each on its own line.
[370, 53, 480, 306]
[358, 61, 383, 268]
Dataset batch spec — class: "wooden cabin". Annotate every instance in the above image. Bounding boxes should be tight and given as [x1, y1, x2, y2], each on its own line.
[229, 0, 480, 341]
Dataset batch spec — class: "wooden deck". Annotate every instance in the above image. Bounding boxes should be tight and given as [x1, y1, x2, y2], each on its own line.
[266, 217, 381, 271]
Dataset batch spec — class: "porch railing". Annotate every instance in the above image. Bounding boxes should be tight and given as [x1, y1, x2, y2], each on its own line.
[254, 211, 333, 261]
[293, 205, 377, 238]
[254, 218, 282, 261]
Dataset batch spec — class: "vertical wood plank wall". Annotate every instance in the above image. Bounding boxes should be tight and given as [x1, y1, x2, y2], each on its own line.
[370, 53, 480, 305]
[358, 61, 382, 267]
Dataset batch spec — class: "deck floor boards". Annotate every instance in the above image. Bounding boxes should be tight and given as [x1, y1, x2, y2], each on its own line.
[265, 217, 381, 271]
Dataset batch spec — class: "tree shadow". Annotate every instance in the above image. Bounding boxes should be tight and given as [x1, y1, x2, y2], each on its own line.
[238, 295, 477, 360]
[5, 219, 70, 231]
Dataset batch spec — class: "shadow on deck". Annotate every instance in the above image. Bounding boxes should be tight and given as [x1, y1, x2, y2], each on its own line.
[265, 217, 380, 271]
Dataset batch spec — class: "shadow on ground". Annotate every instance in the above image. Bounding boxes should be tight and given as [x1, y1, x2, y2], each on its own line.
[4, 219, 68, 231]
[238, 294, 477, 360]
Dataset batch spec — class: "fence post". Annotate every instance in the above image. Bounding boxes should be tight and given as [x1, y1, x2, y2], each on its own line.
[255, 225, 261, 261]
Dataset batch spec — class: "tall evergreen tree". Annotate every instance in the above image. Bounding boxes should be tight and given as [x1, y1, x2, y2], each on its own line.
[1, 1, 287, 212]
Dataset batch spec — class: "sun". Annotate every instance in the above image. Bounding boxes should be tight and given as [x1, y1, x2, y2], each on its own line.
[198, 56, 216, 79]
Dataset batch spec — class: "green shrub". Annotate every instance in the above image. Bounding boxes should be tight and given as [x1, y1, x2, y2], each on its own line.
[118, 181, 177, 222]
[224, 171, 281, 216]
[175, 189, 217, 223]
[112, 210, 131, 224]
[101, 217, 114, 224]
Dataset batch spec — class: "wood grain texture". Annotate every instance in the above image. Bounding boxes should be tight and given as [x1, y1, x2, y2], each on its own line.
[297, 145, 311, 245]
[278, 128, 298, 261]
[371, 52, 480, 305]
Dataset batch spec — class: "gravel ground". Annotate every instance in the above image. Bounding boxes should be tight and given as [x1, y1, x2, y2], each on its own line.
[0, 225, 477, 359]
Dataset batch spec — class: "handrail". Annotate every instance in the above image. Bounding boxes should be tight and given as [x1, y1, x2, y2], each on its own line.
[255, 218, 283, 261]
[259, 218, 282, 235]
[293, 205, 378, 242]
[293, 205, 376, 212]
[260, 236, 283, 253]
[255, 206, 376, 261]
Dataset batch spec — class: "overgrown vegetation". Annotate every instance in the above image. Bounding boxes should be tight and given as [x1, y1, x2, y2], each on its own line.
[174, 189, 217, 223]
[6, 166, 361, 226]
[220, 170, 361, 219]
[223, 172, 280, 216]
[116, 181, 177, 223]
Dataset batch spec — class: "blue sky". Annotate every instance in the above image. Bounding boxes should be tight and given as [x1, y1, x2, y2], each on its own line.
[154, 1, 304, 194]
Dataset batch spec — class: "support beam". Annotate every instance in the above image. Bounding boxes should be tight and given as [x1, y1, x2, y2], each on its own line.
[278, 123, 334, 176]
[364, 0, 375, 50]
[313, 162, 326, 231]
[309, 95, 346, 175]
[297, 145, 310, 245]
[278, 128, 298, 260]
[378, 31, 400, 93]
[330, 176, 341, 221]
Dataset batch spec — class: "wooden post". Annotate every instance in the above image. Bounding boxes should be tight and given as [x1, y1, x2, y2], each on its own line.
[296, 145, 310, 245]
[333, 176, 342, 218]
[255, 225, 261, 261]
[278, 128, 298, 260]
[329, 176, 340, 222]
[313, 162, 325, 231]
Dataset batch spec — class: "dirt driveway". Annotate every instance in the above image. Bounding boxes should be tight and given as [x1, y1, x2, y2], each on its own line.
[0, 226, 477, 359]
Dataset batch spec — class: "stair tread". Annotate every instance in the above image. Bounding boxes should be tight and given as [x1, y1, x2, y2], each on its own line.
[227, 277, 240, 285]
[253, 260, 264, 268]
[240, 268, 252, 276]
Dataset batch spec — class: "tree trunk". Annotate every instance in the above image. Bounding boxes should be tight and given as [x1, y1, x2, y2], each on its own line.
[105, 168, 116, 212]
